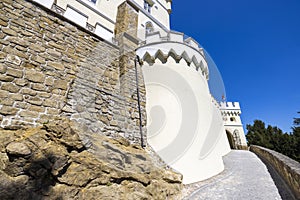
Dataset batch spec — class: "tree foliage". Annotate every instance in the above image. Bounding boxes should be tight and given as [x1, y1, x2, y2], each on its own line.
[246, 115, 300, 163]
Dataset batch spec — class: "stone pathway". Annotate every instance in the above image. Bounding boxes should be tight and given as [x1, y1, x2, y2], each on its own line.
[183, 150, 282, 200]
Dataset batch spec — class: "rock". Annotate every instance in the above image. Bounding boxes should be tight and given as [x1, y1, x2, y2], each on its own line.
[6, 142, 31, 156]
[0, 119, 183, 199]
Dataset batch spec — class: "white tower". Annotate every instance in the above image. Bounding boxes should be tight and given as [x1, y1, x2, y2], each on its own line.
[220, 102, 248, 150]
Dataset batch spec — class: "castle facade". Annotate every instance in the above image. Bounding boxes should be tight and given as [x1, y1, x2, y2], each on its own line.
[1, 0, 247, 184]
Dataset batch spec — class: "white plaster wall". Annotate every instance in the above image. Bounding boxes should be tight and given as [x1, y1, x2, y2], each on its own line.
[95, 25, 114, 41]
[134, 0, 170, 29]
[142, 57, 231, 184]
[64, 7, 88, 28]
[137, 12, 168, 40]
[33, 0, 54, 9]
[56, 0, 115, 31]
[98, 0, 124, 23]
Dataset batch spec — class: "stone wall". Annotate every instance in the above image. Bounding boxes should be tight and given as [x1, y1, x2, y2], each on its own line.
[250, 145, 300, 199]
[0, 0, 147, 145]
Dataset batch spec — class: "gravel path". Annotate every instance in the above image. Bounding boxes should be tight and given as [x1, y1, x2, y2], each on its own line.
[183, 150, 282, 200]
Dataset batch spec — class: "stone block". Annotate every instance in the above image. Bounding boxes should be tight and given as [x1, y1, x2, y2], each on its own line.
[1, 82, 20, 93]
[26, 96, 43, 106]
[0, 63, 7, 74]
[46, 108, 60, 115]
[6, 67, 23, 78]
[38, 92, 52, 98]
[31, 55, 46, 64]
[47, 61, 65, 71]
[47, 49, 62, 58]
[22, 88, 37, 96]
[23, 62, 36, 69]
[15, 79, 28, 86]
[31, 83, 46, 91]
[29, 105, 45, 113]
[43, 99, 57, 108]
[0, 19, 8, 27]
[14, 102, 28, 109]
[5, 54, 22, 65]
[29, 43, 46, 52]
[19, 110, 39, 118]
[48, 41, 66, 51]
[0, 106, 19, 115]
[0, 90, 9, 98]
[2, 27, 18, 36]
[9, 93, 23, 101]
[0, 52, 6, 59]
[45, 77, 54, 86]
[0, 74, 14, 82]
[1, 98, 14, 106]
[25, 69, 45, 83]
[53, 79, 68, 90]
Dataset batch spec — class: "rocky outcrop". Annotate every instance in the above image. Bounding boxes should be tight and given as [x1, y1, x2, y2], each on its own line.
[0, 119, 182, 200]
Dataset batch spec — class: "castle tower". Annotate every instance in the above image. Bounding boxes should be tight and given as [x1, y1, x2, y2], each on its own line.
[220, 102, 248, 150]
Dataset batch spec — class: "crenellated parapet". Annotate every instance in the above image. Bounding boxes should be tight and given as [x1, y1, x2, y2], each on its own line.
[220, 101, 241, 110]
[137, 31, 209, 79]
[220, 102, 241, 116]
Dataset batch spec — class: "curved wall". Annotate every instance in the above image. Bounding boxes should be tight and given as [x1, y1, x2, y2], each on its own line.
[140, 54, 231, 184]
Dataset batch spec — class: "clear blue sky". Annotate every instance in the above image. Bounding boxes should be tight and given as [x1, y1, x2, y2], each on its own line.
[170, 0, 300, 133]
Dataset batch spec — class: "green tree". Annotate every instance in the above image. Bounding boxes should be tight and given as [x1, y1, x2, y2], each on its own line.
[246, 120, 270, 147]
[246, 118, 300, 162]
[291, 112, 300, 162]
[293, 111, 300, 125]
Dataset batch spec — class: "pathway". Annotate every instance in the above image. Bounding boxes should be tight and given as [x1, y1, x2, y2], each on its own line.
[184, 150, 283, 200]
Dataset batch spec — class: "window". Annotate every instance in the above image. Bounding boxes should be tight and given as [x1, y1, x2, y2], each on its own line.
[145, 21, 154, 35]
[87, 0, 97, 3]
[144, 0, 152, 13]
[233, 130, 241, 146]
[230, 117, 236, 122]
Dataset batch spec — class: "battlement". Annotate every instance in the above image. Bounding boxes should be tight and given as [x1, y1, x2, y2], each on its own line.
[141, 31, 205, 56]
[137, 31, 209, 78]
[220, 102, 241, 110]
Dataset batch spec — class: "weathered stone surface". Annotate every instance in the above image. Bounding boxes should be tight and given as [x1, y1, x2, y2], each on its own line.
[0, 0, 146, 147]
[6, 142, 31, 156]
[0, 119, 182, 199]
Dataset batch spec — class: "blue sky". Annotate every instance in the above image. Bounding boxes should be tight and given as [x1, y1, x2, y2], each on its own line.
[170, 0, 300, 133]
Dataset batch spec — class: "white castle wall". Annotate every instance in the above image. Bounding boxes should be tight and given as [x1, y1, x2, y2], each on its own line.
[137, 35, 231, 183]
[139, 57, 230, 184]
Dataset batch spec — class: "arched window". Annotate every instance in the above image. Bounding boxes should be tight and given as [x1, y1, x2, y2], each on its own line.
[233, 130, 241, 146]
[145, 21, 154, 35]
[230, 117, 236, 122]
